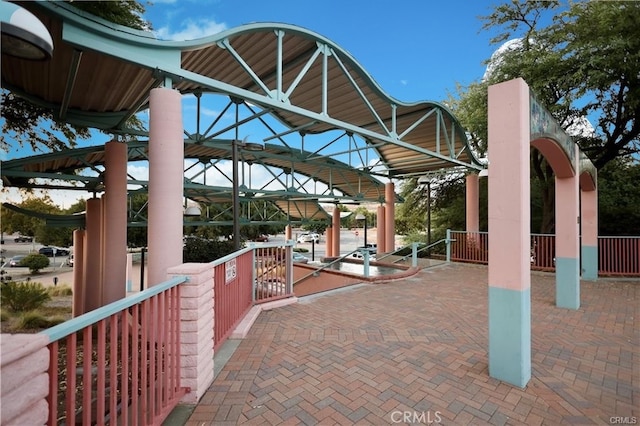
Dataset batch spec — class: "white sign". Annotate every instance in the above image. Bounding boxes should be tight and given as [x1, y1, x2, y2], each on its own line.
[225, 258, 237, 283]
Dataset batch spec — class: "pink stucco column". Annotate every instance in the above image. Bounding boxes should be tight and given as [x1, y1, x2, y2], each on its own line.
[332, 207, 341, 256]
[555, 144, 580, 309]
[581, 184, 598, 280]
[148, 87, 184, 286]
[487, 78, 531, 388]
[72, 229, 85, 317]
[325, 226, 333, 257]
[285, 225, 292, 241]
[103, 141, 128, 304]
[466, 173, 479, 233]
[376, 205, 386, 252]
[384, 183, 395, 253]
[84, 197, 103, 312]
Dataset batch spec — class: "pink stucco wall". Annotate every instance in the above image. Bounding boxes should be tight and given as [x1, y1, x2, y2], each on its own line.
[1, 334, 50, 425]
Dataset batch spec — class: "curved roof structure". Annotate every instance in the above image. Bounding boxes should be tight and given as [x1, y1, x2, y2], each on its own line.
[1, 1, 484, 223]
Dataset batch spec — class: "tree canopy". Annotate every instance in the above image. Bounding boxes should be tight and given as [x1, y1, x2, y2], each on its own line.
[400, 0, 640, 236]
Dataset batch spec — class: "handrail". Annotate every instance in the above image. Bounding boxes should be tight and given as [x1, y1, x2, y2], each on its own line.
[293, 248, 364, 285]
[41, 275, 189, 342]
[378, 239, 450, 264]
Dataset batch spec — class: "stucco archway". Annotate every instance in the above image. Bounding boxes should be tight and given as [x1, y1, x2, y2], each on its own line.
[486, 78, 598, 388]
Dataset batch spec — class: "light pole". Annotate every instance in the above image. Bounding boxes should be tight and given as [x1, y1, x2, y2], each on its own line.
[355, 213, 367, 248]
[232, 139, 264, 250]
[417, 176, 432, 254]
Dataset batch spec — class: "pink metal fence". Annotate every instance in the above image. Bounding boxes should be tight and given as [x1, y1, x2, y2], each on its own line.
[42, 276, 188, 426]
[212, 244, 294, 351]
[254, 245, 292, 304]
[599, 236, 640, 276]
[449, 230, 640, 277]
[449, 231, 488, 264]
[213, 250, 255, 352]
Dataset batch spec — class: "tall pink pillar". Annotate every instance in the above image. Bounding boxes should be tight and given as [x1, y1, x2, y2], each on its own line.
[384, 183, 395, 253]
[466, 173, 480, 233]
[72, 229, 85, 317]
[84, 197, 103, 312]
[148, 87, 184, 286]
[487, 78, 531, 388]
[332, 208, 341, 257]
[555, 144, 580, 309]
[285, 225, 292, 241]
[376, 205, 386, 252]
[581, 184, 598, 280]
[103, 141, 128, 304]
[325, 226, 333, 257]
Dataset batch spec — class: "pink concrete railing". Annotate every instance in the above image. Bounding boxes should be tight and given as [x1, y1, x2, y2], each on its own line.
[41, 276, 188, 426]
[449, 230, 640, 277]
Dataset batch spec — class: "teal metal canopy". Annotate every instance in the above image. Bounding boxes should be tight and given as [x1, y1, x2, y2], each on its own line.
[2, 1, 484, 222]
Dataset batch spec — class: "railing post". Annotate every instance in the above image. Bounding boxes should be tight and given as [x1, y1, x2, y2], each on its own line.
[412, 242, 418, 268]
[363, 249, 370, 277]
[446, 229, 452, 262]
[167, 263, 215, 404]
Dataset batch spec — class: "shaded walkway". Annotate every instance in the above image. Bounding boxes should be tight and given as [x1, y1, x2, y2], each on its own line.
[183, 263, 638, 425]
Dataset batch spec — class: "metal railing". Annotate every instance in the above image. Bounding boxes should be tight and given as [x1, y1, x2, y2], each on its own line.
[448, 230, 640, 277]
[41, 275, 189, 426]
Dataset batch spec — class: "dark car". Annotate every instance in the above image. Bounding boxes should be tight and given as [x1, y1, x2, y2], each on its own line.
[252, 234, 269, 242]
[39, 246, 70, 257]
[14, 236, 33, 243]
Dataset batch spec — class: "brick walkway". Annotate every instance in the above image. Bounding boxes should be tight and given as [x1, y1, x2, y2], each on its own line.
[184, 263, 638, 425]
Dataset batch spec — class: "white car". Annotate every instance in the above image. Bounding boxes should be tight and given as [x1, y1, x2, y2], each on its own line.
[296, 233, 320, 243]
[292, 252, 309, 263]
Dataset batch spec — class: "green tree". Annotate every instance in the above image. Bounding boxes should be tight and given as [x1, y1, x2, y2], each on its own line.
[1, 1, 150, 153]
[439, 1, 639, 234]
[20, 254, 51, 274]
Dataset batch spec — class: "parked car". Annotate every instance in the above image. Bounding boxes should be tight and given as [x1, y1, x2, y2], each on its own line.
[297, 232, 320, 243]
[39, 246, 70, 257]
[8, 255, 26, 267]
[66, 253, 74, 267]
[14, 235, 33, 243]
[292, 252, 309, 263]
[252, 234, 269, 242]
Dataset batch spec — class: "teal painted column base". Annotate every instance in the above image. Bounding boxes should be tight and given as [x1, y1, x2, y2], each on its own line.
[581, 245, 598, 281]
[556, 257, 580, 309]
[488, 286, 531, 388]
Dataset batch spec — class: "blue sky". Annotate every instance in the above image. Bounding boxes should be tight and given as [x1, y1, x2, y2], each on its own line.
[144, 0, 501, 103]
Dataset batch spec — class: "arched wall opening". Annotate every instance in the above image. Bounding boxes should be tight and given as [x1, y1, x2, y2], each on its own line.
[485, 78, 598, 389]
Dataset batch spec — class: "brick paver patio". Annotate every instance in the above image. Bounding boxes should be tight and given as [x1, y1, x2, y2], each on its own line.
[184, 263, 638, 425]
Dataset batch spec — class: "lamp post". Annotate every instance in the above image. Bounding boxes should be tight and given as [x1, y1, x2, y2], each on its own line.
[232, 139, 264, 250]
[355, 213, 367, 248]
[417, 176, 432, 255]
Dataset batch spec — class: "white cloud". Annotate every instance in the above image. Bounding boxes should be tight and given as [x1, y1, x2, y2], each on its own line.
[154, 18, 227, 41]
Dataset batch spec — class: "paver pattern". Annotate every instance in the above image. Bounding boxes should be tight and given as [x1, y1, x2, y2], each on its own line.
[185, 263, 638, 425]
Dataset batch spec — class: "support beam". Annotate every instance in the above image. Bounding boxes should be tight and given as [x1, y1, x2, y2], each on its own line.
[148, 87, 184, 286]
[555, 144, 581, 309]
[487, 78, 531, 388]
[581, 187, 598, 281]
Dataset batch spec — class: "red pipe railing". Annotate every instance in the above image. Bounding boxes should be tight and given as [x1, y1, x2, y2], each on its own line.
[449, 231, 640, 277]
[599, 236, 640, 276]
[42, 276, 187, 426]
[213, 250, 255, 352]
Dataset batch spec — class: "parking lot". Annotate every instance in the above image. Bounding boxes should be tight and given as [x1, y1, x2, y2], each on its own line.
[1, 234, 73, 284]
